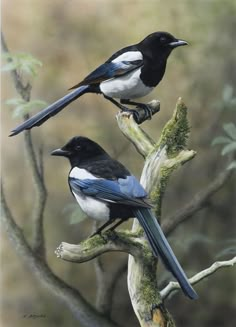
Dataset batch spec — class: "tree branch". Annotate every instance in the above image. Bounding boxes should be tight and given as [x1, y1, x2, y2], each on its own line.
[1, 32, 31, 101]
[2, 32, 47, 257]
[163, 167, 232, 236]
[2, 34, 121, 327]
[95, 259, 127, 316]
[116, 100, 160, 157]
[24, 131, 47, 256]
[160, 256, 236, 300]
[1, 184, 119, 327]
[55, 230, 147, 263]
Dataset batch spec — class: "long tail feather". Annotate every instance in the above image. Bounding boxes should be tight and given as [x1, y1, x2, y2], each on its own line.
[9, 85, 89, 136]
[134, 208, 198, 300]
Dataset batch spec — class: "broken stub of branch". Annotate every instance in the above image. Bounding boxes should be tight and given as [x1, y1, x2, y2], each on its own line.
[55, 230, 148, 263]
[57, 98, 196, 327]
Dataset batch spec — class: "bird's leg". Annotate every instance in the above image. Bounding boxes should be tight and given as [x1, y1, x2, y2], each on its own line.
[103, 95, 140, 121]
[120, 99, 153, 120]
[90, 219, 114, 238]
[103, 95, 129, 111]
[107, 218, 124, 232]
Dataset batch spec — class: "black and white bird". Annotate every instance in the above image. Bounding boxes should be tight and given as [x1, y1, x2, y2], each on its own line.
[10, 31, 187, 136]
[51, 136, 198, 300]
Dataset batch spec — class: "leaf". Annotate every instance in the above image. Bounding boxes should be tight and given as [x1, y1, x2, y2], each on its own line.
[14, 100, 47, 118]
[230, 98, 236, 108]
[1, 61, 19, 72]
[63, 203, 87, 225]
[5, 98, 47, 118]
[227, 161, 236, 170]
[212, 84, 236, 111]
[1, 52, 42, 77]
[222, 84, 234, 103]
[212, 136, 231, 146]
[69, 209, 87, 225]
[221, 142, 236, 155]
[223, 123, 236, 140]
[5, 98, 26, 106]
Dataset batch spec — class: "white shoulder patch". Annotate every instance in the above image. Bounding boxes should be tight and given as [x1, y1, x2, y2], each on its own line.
[112, 51, 143, 63]
[69, 167, 98, 180]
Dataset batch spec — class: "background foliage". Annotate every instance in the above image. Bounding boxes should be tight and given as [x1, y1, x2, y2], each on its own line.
[2, 0, 236, 326]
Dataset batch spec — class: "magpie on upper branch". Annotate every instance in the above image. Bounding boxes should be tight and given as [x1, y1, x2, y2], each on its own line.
[51, 136, 198, 300]
[10, 31, 187, 136]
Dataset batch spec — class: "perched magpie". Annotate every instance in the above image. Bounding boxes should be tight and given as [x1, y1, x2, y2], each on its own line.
[10, 31, 187, 136]
[51, 136, 197, 300]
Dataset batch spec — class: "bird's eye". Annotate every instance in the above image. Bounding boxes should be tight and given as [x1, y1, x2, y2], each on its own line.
[160, 36, 167, 44]
[76, 145, 81, 150]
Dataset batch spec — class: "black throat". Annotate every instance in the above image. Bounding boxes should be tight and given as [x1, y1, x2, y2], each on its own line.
[140, 58, 167, 87]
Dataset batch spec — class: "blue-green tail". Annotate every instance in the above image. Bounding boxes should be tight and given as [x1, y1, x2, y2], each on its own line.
[134, 208, 198, 300]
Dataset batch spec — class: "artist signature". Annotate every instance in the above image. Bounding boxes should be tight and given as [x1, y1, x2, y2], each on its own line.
[23, 314, 46, 319]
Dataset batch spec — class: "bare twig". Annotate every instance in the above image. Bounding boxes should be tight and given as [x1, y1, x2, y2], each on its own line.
[91, 223, 128, 317]
[160, 256, 236, 300]
[1, 32, 31, 101]
[163, 168, 232, 236]
[2, 32, 47, 257]
[24, 132, 47, 256]
[1, 185, 120, 327]
[96, 259, 127, 316]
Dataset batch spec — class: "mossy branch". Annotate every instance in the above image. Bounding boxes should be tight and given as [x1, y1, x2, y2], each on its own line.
[55, 230, 148, 263]
[57, 98, 196, 327]
[125, 98, 195, 327]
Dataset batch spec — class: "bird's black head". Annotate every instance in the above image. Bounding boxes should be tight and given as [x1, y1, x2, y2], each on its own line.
[51, 136, 108, 167]
[138, 31, 188, 61]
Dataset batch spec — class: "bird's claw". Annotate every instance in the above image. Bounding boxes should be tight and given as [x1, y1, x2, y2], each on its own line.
[136, 103, 153, 120]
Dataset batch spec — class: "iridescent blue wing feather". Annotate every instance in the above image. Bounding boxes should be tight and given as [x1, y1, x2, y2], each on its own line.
[69, 175, 150, 208]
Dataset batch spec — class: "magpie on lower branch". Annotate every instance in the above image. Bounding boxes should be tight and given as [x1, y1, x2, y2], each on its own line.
[51, 136, 198, 300]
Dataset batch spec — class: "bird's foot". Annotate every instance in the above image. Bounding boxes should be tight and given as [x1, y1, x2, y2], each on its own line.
[106, 230, 118, 241]
[121, 105, 152, 124]
[136, 103, 153, 121]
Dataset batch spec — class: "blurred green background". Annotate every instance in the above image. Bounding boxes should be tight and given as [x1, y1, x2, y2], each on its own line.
[2, 0, 236, 326]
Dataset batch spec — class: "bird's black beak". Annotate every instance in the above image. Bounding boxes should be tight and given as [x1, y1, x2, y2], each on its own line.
[51, 148, 70, 157]
[168, 39, 188, 48]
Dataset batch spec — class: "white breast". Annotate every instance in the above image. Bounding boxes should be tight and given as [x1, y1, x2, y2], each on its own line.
[72, 192, 109, 222]
[100, 68, 153, 99]
[70, 167, 109, 221]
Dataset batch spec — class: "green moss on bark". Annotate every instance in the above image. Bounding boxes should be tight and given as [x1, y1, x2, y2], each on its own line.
[156, 99, 190, 157]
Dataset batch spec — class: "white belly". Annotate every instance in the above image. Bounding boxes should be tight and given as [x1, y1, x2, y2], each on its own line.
[100, 68, 153, 99]
[72, 192, 109, 222]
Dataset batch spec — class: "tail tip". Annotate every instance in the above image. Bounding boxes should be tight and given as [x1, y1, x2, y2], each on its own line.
[186, 288, 198, 300]
[9, 130, 16, 137]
